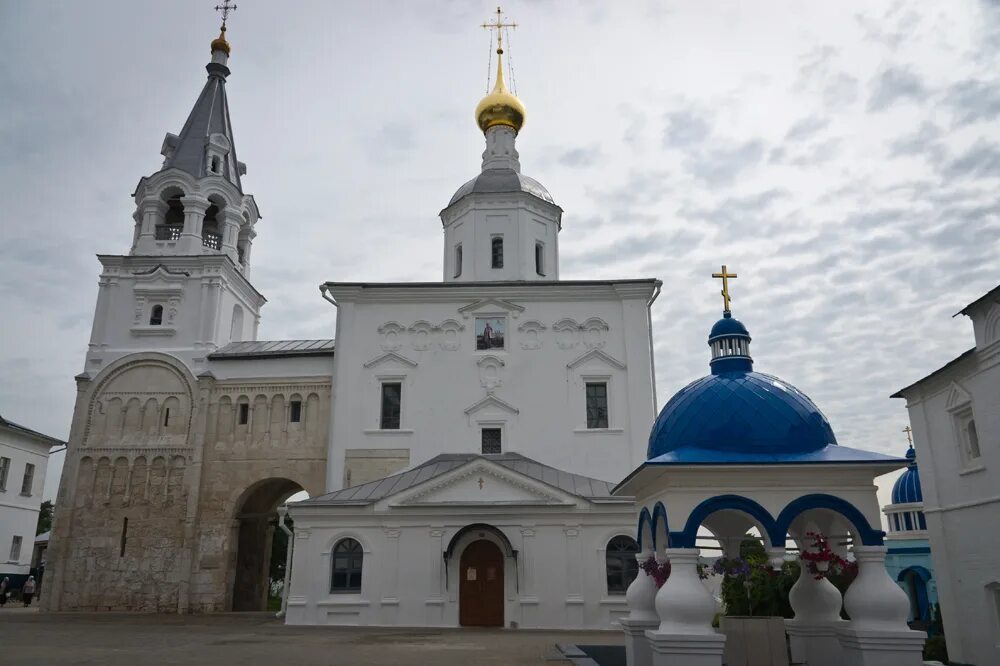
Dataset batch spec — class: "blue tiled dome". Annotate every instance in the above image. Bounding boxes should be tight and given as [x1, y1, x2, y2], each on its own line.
[709, 315, 749, 341]
[647, 370, 839, 461]
[890, 447, 922, 504]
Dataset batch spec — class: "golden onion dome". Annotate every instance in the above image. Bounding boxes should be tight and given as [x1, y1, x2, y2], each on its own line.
[475, 49, 525, 134]
[211, 26, 231, 55]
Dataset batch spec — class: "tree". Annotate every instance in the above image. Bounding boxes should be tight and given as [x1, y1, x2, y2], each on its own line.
[36, 500, 53, 535]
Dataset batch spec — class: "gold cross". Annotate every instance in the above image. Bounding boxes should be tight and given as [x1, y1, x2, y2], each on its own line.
[215, 1, 237, 27]
[712, 265, 738, 312]
[903, 425, 913, 445]
[478, 477, 485, 490]
[482, 6, 517, 53]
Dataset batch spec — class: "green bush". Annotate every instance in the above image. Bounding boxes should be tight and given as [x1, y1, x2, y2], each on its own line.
[922, 634, 947, 662]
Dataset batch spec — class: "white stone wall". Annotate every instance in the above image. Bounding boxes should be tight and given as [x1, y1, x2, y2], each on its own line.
[285, 506, 636, 629]
[324, 281, 660, 491]
[898, 301, 1000, 666]
[86, 255, 265, 376]
[0, 427, 51, 576]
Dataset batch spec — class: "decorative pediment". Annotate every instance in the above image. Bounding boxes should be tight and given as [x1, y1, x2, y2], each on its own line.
[945, 381, 972, 411]
[437, 319, 464, 351]
[567, 348, 626, 371]
[518, 320, 546, 350]
[457, 298, 525, 319]
[408, 320, 434, 351]
[476, 355, 506, 392]
[391, 462, 575, 507]
[377, 321, 406, 351]
[464, 394, 519, 416]
[363, 351, 418, 369]
[553, 318, 580, 349]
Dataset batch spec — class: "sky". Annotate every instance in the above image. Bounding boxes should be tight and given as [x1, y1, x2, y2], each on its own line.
[1, 1, 998, 507]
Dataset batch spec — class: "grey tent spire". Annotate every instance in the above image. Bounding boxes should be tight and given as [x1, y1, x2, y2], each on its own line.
[158, 25, 246, 192]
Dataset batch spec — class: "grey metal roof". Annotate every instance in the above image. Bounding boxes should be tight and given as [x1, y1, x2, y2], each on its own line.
[208, 339, 335, 360]
[448, 168, 556, 207]
[0, 414, 65, 447]
[159, 60, 243, 191]
[302, 453, 620, 505]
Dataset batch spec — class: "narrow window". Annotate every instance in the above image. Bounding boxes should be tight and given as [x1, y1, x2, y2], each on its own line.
[20, 463, 34, 496]
[454, 244, 463, 278]
[331, 538, 364, 593]
[211, 156, 221, 174]
[606, 535, 639, 594]
[120, 517, 128, 557]
[481, 428, 502, 454]
[149, 304, 164, 326]
[491, 236, 504, 269]
[967, 420, 981, 459]
[9, 535, 22, 562]
[0, 457, 9, 491]
[380, 383, 402, 430]
[586, 382, 609, 429]
[290, 400, 302, 423]
[535, 242, 544, 276]
[163, 408, 170, 428]
[238, 403, 249, 425]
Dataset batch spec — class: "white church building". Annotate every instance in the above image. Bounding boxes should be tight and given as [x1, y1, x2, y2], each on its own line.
[283, 20, 660, 629]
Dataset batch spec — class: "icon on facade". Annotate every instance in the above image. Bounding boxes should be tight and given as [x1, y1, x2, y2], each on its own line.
[476, 317, 506, 350]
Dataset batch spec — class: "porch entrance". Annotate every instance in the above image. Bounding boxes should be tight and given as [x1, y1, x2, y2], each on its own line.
[459, 539, 504, 627]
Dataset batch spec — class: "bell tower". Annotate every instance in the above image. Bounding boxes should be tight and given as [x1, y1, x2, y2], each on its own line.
[86, 16, 265, 375]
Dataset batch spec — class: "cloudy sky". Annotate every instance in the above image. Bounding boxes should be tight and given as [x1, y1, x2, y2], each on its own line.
[2, 1, 998, 505]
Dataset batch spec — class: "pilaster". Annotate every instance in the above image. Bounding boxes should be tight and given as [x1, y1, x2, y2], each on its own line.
[179, 195, 211, 254]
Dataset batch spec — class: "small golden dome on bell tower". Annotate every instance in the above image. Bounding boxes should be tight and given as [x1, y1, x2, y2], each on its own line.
[211, 25, 231, 55]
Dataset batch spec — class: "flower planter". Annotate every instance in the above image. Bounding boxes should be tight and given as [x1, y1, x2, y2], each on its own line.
[720, 616, 790, 666]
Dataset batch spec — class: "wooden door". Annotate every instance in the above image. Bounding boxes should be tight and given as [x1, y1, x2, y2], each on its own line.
[459, 540, 504, 627]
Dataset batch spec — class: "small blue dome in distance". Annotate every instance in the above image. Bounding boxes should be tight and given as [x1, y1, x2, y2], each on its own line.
[708, 312, 752, 374]
[890, 446, 922, 504]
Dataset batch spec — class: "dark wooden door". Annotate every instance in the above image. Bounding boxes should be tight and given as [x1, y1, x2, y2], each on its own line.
[459, 540, 504, 627]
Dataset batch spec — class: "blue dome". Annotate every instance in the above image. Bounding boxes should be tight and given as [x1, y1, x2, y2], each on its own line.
[709, 314, 750, 341]
[647, 370, 839, 461]
[890, 447, 922, 504]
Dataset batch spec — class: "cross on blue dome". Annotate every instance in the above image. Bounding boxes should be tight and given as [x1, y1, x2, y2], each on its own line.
[646, 273, 904, 466]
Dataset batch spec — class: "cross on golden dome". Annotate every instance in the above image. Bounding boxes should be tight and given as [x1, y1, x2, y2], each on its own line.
[481, 6, 518, 55]
[211, 1, 237, 55]
[712, 265, 738, 313]
[475, 6, 526, 134]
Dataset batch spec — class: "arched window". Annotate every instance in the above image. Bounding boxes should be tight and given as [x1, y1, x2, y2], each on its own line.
[149, 305, 164, 326]
[491, 236, 504, 269]
[535, 242, 544, 276]
[331, 538, 364, 593]
[454, 244, 463, 277]
[606, 535, 639, 594]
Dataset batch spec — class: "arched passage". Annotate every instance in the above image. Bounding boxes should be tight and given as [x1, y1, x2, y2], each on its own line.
[670, 494, 778, 552]
[231, 477, 304, 611]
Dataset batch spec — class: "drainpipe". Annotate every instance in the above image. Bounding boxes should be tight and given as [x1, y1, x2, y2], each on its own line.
[275, 505, 294, 619]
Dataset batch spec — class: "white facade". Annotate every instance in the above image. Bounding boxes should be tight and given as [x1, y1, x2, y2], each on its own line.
[322, 279, 660, 491]
[0, 417, 58, 578]
[893, 284, 1000, 666]
[286, 455, 638, 628]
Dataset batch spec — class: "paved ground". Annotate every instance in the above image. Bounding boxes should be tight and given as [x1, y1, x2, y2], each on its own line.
[0, 608, 623, 665]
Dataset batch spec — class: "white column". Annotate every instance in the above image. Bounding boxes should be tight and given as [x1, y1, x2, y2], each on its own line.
[179, 195, 210, 254]
[786, 558, 845, 666]
[645, 548, 725, 666]
[835, 546, 926, 666]
[220, 209, 243, 263]
[134, 199, 168, 253]
[621, 550, 658, 666]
